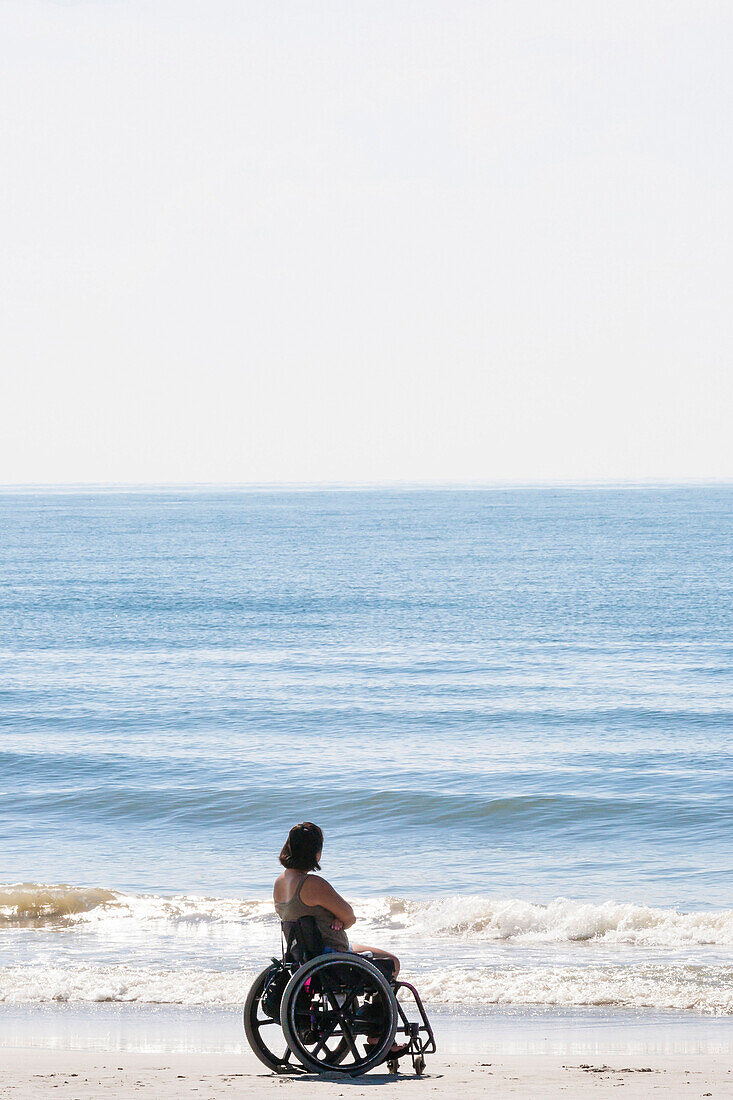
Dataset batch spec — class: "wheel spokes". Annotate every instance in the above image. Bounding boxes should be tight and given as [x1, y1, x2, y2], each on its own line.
[244, 970, 294, 1074]
[310, 1028, 339, 1059]
[311, 980, 387, 1065]
[283, 961, 397, 1074]
[338, 1013, 361, 1061]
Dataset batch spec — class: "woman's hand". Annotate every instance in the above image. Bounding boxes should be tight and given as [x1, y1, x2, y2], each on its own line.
[330, 919, 344, 931]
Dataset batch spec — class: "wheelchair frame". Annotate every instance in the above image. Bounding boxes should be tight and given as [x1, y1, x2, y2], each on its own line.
[243, 916, 436, 1077]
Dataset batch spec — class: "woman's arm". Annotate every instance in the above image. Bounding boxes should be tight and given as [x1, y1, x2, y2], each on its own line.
[300, 875, 356, 929]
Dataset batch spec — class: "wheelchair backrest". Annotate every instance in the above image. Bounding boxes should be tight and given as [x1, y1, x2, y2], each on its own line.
[281, 915, 325, 964]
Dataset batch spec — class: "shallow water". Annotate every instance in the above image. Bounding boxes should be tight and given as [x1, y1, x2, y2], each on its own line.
[1, 1003, 731, 1056]
[1, 486, 731, 1012]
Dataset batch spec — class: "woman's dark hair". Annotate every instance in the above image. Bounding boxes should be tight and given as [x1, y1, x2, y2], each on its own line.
[279, 822, 323, 872]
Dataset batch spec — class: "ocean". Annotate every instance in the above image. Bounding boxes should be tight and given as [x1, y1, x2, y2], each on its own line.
[0, 486, 731, 1017]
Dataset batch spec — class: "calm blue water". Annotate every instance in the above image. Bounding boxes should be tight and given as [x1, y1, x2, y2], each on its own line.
[0, 487, 731, 1013]
[1, 486, 731, 902]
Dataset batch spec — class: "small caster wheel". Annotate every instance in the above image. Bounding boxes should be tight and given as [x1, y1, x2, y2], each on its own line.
[413, 1055, 426, 1075]
[387, 1057, 399, 1074]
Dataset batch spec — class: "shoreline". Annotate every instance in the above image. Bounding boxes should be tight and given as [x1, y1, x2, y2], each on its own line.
[1, 1002, 730, 1056]
[0, 1046, 730, 1099]
[3, 1003, 730, 1096]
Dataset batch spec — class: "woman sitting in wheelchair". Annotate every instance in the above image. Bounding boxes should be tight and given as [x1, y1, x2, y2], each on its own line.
[243, 820, 434, 1074]
[274, 821, 400, 976]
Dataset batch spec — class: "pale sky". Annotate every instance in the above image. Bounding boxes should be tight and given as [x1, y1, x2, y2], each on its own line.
[1, 1, 732, 484]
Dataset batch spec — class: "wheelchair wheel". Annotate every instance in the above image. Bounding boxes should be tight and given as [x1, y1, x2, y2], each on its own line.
[280, 953, 398, 1076]
[244, 965, 301, 1074]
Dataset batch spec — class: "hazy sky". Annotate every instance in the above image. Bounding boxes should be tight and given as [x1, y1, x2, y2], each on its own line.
[2, 1, 731, 484]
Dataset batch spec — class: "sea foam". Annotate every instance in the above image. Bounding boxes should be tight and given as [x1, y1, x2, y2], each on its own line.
[1, 885, 731, 948]
[0, 961, 729, 1014]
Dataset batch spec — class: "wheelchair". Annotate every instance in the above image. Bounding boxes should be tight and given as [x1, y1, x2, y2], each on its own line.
[244, 916, 436, 1077]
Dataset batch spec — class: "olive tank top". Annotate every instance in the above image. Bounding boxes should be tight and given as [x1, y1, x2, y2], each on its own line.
[274, 876, 350, 952]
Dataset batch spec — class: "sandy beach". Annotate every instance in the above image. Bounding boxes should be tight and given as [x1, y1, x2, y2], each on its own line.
[1, 1046, 731, 1098]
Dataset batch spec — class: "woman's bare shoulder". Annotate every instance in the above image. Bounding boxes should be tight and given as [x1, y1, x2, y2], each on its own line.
[272, 870, 291, 902]
[299, 874, 332, 905]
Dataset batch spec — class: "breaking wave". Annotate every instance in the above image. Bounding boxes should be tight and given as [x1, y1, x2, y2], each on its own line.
[1, 884, 732, 948]
[1, 885, 731, 1014]
[0, 884, 117, 927]
[387, 895, 733, 947]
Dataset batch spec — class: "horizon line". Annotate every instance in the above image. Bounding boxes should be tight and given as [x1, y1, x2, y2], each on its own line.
[1, 477, 732, 494]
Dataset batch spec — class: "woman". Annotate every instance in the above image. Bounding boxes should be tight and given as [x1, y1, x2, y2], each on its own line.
[273, 821, 400, 975]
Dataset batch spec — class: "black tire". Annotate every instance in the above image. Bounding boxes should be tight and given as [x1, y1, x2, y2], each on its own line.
[280, 953, 398, 1076]
[244, 966, 299, 1074]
